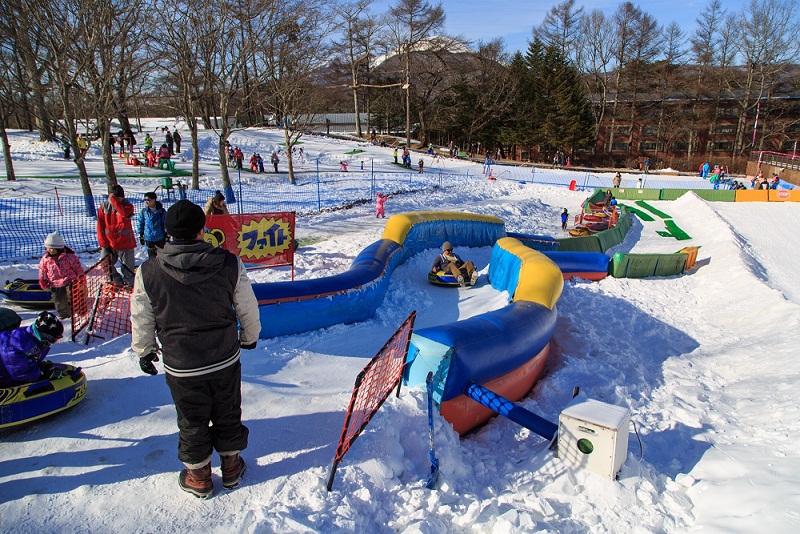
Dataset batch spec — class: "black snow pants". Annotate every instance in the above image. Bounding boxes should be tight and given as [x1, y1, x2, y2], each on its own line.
[165, 361, 249, 465]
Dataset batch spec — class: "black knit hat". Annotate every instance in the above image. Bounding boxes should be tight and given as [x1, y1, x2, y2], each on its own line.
[213, 190, 225, 203]
[34, 311, 64, 342]
[111, 184, 125, 197]
[166, 199, 206, 239]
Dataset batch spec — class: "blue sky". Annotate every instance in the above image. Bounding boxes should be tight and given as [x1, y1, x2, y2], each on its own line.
[374, 0, 747, 56]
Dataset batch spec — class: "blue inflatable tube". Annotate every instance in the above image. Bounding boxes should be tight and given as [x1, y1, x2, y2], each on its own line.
[253, 239, 402, 338]
[251, 212, 505, 338]
[541, 251, 611, 277]
[405, 301, 557, 403]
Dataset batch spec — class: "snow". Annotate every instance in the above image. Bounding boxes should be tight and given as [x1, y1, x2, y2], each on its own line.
[2, 123, 800, 533]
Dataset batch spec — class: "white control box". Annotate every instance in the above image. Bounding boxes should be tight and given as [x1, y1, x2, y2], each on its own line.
[557, 398, 630, 479]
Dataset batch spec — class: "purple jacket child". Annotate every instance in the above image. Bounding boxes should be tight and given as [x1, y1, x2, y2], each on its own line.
[0, 312, 64, 387]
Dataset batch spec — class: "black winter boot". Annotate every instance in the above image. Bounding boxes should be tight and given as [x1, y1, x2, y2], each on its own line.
[221, 453, 246, 490]
[179, 463, 213, 498]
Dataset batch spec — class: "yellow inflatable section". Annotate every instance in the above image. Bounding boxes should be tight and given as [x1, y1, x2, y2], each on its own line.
[382, 211, 505, 245]
[494, 237, 564, 310]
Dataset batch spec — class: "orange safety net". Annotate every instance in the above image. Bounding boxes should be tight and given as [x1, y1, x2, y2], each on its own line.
[71, 256, 133, 344]
[327, 311, 416, 491]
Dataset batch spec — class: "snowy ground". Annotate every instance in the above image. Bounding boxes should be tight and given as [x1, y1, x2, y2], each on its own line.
[1, 123, 799, 533]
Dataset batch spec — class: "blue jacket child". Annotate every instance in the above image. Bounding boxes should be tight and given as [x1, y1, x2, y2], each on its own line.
[138, 192, 167, 258]
[0, 312, 64, 387]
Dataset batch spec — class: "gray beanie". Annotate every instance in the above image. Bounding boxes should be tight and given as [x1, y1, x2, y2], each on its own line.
[44, 231, 66, 249]
[442, 241, 453, 251]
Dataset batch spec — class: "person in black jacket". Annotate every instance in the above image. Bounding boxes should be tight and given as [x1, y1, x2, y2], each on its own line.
[130, 199, 261, 498]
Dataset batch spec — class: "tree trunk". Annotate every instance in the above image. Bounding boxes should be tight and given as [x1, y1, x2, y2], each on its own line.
[284, 127, 296, 185]
[97, 119, 118, 187]
[0, 114, 16, 181]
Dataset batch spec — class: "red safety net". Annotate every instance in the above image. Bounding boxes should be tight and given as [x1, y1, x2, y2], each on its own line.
[326, 311, 416, 491]
[71, 256, 133, 344]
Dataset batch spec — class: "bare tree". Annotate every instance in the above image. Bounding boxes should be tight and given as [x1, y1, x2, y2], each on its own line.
[333, 0, 380, 139]
[386, 0, 445, 148]
[74, 0, 148, 189]
[255, 0, 334, 184]
[0, 0, 54, 141]
[728, 0, 800, 160]
[28, 0, 100, 213]
[187, 0, 265, 199]
[574, 9, 615, 148]
[151, 0, 213, 189]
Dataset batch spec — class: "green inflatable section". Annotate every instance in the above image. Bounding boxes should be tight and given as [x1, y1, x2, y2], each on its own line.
[557, 234, 603, 253]
[618, 203, 655, 221]
[610, 252, 689, 278]
[635, 201, 671, 219]
[663, 220, 692, 240]
[612, 187, 661, 201]
[693, 190, 736, 202]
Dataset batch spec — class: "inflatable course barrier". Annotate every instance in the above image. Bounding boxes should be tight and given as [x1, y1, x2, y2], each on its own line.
[0, 364, 87, 429]
[405, 237, 564, 434]
[252, 212, 505, 338]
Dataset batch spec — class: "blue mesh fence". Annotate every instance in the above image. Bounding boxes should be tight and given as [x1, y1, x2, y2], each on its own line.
[0, 170, 473, 261]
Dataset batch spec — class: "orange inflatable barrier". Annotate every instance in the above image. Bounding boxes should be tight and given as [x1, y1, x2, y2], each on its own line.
[769, 189, 800, 202]
[679, 246, 700, 270]
[735, 189, 769, 202]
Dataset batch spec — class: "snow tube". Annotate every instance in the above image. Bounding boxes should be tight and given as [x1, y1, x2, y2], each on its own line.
[1, 279, 54, 308]
[427, 270, 461, 287]
[0, 364, 87, 429]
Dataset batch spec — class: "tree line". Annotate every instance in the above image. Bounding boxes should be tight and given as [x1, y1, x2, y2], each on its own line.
[1, 0, 799, 194]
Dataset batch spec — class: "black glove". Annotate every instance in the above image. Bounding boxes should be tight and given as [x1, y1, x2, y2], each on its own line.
[240, 341, 257, 350]
[40, 360, 54, 373]
[139, 352, 160, 375]
[139, 235, 145, 246]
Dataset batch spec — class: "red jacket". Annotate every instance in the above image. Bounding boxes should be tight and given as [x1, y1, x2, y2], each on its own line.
[97, 196, 136, 250]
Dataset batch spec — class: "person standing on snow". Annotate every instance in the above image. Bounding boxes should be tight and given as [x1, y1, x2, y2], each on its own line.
[375, 193, 388, 218]
[173, 129, 182, 153]
[38, 232, 84, 319]
[138, 192, 168, 259]
[130, 199, 261, 498]
[97, 184, 136, 286]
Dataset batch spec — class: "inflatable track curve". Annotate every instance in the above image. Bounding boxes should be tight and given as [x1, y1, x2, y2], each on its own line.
[251, 211, 570, 434]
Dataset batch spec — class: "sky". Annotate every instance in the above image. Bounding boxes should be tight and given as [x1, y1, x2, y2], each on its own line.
[2, 123, 800, 532]
[374, 0, 748, 55]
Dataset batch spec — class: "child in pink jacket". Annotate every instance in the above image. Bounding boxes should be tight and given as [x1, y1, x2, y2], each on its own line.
[375, 193, 388, 218]
[38, 231, 84, 319]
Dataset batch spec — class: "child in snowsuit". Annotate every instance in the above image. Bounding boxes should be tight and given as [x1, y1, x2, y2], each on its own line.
[0, 311, 65, 387]
[418, 159, 424, 173]
[138, 192, 168, 258]
[38, 231, 84, 319]
[561, 209, 568, 231]
[376, 193, 387, 218]
[256, 154, 264, 173]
